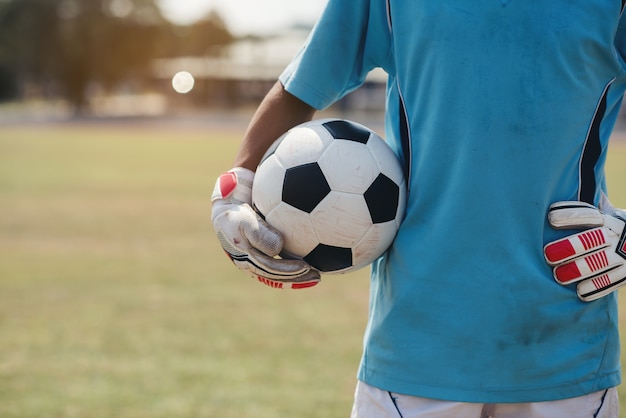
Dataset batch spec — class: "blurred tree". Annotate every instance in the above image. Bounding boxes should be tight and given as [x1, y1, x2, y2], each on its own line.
[0, 0, 233, 111]
[167, 10, 234, 57]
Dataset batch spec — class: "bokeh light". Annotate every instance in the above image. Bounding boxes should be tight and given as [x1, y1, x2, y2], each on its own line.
[171, 71, 195, 94]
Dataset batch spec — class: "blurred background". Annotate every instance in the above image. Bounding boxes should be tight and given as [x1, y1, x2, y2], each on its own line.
[0, 0, 385, 123]
[0, 1, 383, 417]
[0, 1, 625, 417]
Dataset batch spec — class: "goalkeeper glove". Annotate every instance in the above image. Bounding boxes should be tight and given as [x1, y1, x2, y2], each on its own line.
[211, 167, 320, 289]
[544, 199, 626, 302]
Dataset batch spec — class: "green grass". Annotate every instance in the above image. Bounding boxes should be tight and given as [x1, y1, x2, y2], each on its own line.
[0, 123, 625, 417]
[0, 123, 369, 418]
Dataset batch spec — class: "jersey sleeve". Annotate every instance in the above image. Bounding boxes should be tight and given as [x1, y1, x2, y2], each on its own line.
[279, 0, 392, 110]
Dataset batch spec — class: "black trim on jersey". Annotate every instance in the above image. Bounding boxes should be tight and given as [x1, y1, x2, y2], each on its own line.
[386, 0, 412, 195]
[579, 86, 610, 204]
[398, 95, 412, 192]
[385, 0, 392, 30]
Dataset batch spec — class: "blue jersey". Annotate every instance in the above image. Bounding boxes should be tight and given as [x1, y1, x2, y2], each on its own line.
[279, 0, 626, 403]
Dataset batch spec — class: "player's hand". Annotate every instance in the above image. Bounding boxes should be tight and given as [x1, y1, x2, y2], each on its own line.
[211, 167, 320, 289]
[544, 199, 626, 302]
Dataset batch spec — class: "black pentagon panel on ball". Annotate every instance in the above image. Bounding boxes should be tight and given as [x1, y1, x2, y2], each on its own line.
[282, 163, 331, 213]
[304, 244, 353, 272]
[364, 173, 400, 223]
[322, 120, 370, 144]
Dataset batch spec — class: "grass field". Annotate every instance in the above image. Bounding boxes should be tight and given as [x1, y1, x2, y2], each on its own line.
[0, 121, 625, 418]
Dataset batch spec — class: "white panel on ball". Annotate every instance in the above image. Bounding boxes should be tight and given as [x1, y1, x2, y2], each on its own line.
[252, 154, 286, 215]
[274, 127, 331, 167]
[310, 191, 372, 247]
[266, 202, 320, 257]
[352, 221, 399, 269]
[318, 140, 379, 193]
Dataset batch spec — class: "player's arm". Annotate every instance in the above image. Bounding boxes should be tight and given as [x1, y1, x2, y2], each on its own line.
[544, 196, 626, 301]
[211, 81, 321, 289]
[234, 81, 316, 170]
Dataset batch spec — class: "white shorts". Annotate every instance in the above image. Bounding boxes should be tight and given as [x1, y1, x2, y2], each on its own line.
[350, 380, 619, 418]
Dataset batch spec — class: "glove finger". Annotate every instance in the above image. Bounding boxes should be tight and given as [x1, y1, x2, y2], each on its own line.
[247, 248, 318, 278]
[220, 228, 319, 283]
[544, 227, 610, 265]
[553, 249, 621, 284]
[214, 204, 283, 257]
[241, 211, 284, 257]
[548, 201, 604, 230]
[577, 271, 626, 302]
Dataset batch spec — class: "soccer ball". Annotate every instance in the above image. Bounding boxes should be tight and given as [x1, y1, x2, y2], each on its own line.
[252, 118, 406, 274]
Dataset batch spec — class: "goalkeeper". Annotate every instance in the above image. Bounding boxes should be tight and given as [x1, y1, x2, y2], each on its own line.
[211, 1, 626, 417]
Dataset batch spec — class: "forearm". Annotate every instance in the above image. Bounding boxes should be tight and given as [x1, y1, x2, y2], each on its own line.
[233, 81, 316, 171]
